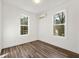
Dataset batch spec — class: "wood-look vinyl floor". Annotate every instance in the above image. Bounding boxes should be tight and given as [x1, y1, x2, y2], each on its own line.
[1, 40, 78, 58]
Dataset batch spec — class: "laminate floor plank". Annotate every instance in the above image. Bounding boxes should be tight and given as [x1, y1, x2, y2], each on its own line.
[30, 41, 67, 58]
[1, 40, 79, 58]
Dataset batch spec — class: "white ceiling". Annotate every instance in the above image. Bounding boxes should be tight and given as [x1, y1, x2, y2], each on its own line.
[3, 0, 68, 14]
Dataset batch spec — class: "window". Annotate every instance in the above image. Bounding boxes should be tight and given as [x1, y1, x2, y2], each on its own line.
[53, 10, 65, 37]
[20, 16, 28, 35]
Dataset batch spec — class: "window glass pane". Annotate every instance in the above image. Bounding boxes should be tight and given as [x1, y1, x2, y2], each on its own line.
[21, 26, 28, 35]
[21, 17, 28, 25]
[54, 25, 65, 36]
[54, 12, 65, 24]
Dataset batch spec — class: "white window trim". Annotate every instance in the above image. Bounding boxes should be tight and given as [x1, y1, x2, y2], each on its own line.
[52, 10, 67, 39]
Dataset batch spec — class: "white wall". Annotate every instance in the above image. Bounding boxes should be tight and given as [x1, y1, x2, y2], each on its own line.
[2, 0, 79, 54]
[76, 0, 79, 53]
[39, 0, 79, 53]
[0, 0, 2, 53]
[3, 3, 38, 48]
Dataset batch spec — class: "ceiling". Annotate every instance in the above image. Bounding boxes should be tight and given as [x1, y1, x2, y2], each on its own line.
[3, 0, 69, 14]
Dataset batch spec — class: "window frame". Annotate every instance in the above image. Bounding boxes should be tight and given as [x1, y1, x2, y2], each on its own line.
[20, 16, 29, 35]
[53, 10, 67, 38]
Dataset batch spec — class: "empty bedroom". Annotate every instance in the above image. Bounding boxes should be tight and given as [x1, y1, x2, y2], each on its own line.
[0, 0, 79, 58]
